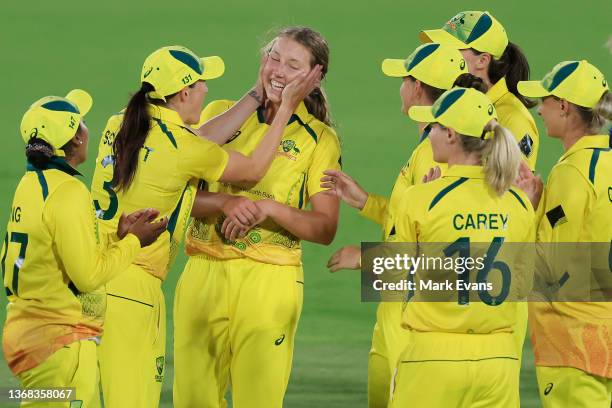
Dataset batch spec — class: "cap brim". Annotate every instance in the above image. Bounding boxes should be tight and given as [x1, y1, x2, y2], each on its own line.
[65, 89, 93, 116]
[408, 105, 436, 123]
[419, 29, 468, 49]
[381, 59, 408, 77]
[517, 81, 550, 98]
[201, 56, 225, 80]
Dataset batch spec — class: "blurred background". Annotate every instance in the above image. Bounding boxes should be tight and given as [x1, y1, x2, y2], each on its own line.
[1, 0, 610, 406]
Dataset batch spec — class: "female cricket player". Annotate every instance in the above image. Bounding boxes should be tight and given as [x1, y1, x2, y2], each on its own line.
[390, 87, 535, 407]
[173, 27, 340, 408]
[91, 45, 319, 408]
[420, 10, 540, 170]
[518, 60, 611, 408]
[2, 90, 166, 407]
[321, 43, 484, 407]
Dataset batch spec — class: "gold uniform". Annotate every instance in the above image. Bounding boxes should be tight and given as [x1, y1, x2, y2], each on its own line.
[90, 105, 229, 408]
[359, 78, 538, 408]
[359, 127, 437, 408]
[390, 165, 535, 408]
[2, 157, 141, 407]
[488, 78, 539, 170]
[174, 100, 341, 408]
[530, 135, 612, 408]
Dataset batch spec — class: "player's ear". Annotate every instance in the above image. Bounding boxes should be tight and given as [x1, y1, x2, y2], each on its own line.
[446, 127, 458, 144]
[476, 53, 492, 70]
[177, 86, 190, 103]
[414, 79, 422, 97]
[559, 99, 570, 117]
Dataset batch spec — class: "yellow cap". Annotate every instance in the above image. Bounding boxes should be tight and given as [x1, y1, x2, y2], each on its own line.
[382, 43, 468, 90]
[420, 11, 508, 59]
[20, 89, 93, 150]
[517, 60, 609, 108]
[409, 87, 497, 138]
[141, 45, 225, 101]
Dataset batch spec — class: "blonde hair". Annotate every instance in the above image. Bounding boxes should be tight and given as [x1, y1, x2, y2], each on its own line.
[458, 122, 522, 195]
[576, 91, 612, 134]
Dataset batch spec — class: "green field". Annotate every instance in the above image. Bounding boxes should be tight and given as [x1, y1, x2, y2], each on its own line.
[1, 0, 610, 406]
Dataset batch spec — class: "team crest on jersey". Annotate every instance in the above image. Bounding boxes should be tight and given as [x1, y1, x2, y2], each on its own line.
[155, 356, 165, 382]
[278, 139, 300, 161]
[519, 134, 534, 157]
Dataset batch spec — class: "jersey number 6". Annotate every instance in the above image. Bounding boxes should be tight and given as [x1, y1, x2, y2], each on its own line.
[443, 237, 511, 306]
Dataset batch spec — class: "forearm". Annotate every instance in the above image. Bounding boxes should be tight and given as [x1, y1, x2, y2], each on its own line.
[191, 191, 235, 218]
[66, 233, 140, 293]
[197, 88, 262, 144]
[264, 200, 337, 245]
[358, 193, 389, 225]
[246, 106, 293, 177]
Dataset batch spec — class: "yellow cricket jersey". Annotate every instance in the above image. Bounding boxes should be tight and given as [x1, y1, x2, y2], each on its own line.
[185, 100, 341, 266]
[360, 126, 447, 238]
[360, 80, 538, 233]
[1, 157, 141, 375]
[530, 134, 612, 378]
[91, 105, 229, 281]
[488, 77, 539, 170]
[394, 165, 535, 344]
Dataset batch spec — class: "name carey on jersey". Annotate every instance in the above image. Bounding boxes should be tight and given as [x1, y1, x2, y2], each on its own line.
[452, 212, 509, 231]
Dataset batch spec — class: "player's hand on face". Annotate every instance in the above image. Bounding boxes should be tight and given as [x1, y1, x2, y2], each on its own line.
[221, 196, 261, 230]
[327, 245, 361, 273]
[320, 170, 368, 210]
[127, 210, 168, 247]
[422, 166, 442, 183]
[117, 208, 160, 239]
[280, 64, 323, 111]
[515, 161, 543, 209]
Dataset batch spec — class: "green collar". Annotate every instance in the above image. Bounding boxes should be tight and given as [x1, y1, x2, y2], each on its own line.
[27, 156, 81, 176]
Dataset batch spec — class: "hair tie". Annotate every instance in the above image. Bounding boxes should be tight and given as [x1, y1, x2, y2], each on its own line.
[26, 142, 54, 157]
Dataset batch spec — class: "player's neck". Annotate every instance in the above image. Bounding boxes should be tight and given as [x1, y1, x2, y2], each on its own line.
[65, 155, 80, 169]
[447, 151, 481, 168]
[560, 125, 591, 152]
[264, 101, 281, 125]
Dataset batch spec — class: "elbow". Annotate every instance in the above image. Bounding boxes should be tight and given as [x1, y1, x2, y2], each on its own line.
[245, 168, 267, 184]
[314, 226, 337, 246]
[231, 165, 266, 188]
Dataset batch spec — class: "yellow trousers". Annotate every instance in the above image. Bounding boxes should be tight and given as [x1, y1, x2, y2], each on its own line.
[390, 332, 520, 408]
[98, 265, 165, 408]
[173, 255, 303, 408]
[368, 302, 527, 408]
[536, 366, 612, 408]
[367, 302, 411, 408]
[17, 340, 100, 408]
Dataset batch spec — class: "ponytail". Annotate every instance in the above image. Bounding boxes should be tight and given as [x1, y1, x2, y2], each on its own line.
[458, 122, 521, 195]
[25, 137, 54, 168]
[25, 127, 79, 168]
[304, 87, 333, 126]
[487, 42, 537, 109]
[575, 90, 612, 134]
[483, 123, 522, 195]
[453, 73, 487, 93]
[112, 82, 154, 191]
